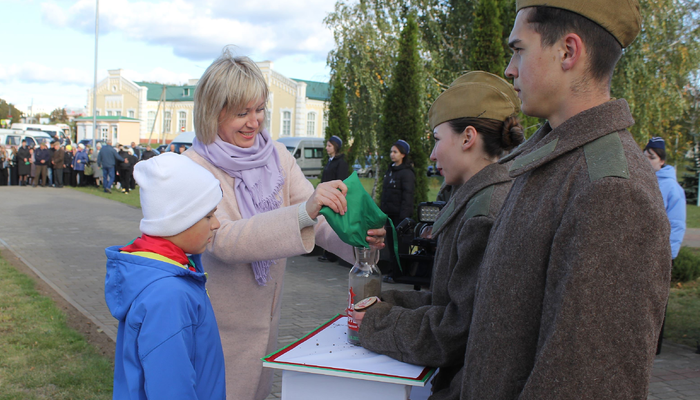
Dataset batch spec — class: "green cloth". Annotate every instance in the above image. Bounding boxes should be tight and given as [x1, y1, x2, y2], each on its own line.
[319, 172, 401, 271]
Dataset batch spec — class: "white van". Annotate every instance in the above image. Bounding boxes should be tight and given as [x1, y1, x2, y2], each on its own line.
[276, 136, 325, 177]
[11, 123, 71, 145]
[168, 131, 195, 153]
[1, 129, 53, 149]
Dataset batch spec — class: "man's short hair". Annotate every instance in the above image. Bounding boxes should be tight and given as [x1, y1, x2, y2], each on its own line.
[527, 6, 622, 84]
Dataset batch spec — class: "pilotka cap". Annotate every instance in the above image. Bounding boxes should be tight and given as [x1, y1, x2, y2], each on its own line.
[516, 0, 642, 48]
[429, 71, 521, 131]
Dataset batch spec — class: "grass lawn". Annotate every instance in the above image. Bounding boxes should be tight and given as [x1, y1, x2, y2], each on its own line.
[69, 185, 141, 208]
[666, 278, 700, 349]
[687, 205, 700, 229]
[0, 253, 113, 399]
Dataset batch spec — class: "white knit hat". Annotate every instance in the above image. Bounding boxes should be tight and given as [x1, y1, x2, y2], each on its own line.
[134, 153, 222, 237]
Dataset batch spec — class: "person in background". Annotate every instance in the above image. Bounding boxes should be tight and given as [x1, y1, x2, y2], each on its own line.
[48, 141, 55, 187]
[130, 141, 141, 159]
[317, 134, 349, 262]
[9, 146, 18, 186]
[644, 137, 686, 260]
[379, 139, 415, 281]
[16, 140, 30, 186]
[179, 145, 186, 155]
[97, 141, 125, 193]
[72, 143, 89, 186]
[119, 148, 138, 194]
[64, 144, 74, 187]
[169, 143, 177, 153]
[51, 141, 65, 188]
[28, 147, 36, 186]
[0, 145, 8, 186]
[141, 144, 157, 161]
[92, 143, 103, 187]
[459, 2, 671, 398]
[644, 136, 686, 354]
[354, 71, 525, 400]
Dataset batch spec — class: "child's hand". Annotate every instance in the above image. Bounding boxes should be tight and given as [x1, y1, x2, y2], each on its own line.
[306, 180, 347, 219]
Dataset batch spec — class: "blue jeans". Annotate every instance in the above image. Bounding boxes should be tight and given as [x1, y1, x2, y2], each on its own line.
[103, 166, 115, 190]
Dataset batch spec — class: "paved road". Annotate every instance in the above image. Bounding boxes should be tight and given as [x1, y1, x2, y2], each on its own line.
[0, 186, 699, 399]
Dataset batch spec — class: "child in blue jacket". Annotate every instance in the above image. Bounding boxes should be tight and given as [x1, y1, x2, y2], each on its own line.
[105, 153, 225, 399]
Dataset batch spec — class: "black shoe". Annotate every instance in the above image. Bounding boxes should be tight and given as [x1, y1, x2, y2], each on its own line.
[317, 256, 329, 262]
[104, 188, 112, 193]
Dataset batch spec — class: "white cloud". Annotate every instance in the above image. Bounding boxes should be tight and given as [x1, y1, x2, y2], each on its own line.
[0, 62, 93, 86]
[41, 0, 336, 62]
[120, 67, 192, 85]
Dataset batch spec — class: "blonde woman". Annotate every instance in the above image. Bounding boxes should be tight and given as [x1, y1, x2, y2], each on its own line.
[184, 48, 385, 400]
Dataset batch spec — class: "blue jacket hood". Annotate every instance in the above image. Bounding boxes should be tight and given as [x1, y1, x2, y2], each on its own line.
[104, 245, 206, 321]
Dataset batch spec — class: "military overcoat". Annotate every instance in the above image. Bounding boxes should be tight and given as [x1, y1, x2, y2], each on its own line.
[460, 99, 672, 399]
[359, 162, 513, 400]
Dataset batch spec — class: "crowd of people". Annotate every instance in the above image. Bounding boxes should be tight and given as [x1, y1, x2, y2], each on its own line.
[0, 140, 160, 192]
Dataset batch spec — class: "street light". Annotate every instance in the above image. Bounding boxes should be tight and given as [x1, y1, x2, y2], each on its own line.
[92, 0, 99, 149]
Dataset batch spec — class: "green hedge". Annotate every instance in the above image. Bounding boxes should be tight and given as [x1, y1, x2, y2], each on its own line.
[673, 247, 700, 282]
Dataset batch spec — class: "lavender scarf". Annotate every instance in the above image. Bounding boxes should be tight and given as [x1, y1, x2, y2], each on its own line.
[192, 129, 284, 285]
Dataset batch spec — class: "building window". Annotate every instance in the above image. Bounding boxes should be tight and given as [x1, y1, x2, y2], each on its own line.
[148, 111, 155, 132]
[323, 112, 329, 134]
[178, 111, 187, 132]
[107, 110, 113, 116]
[100, 125, 108, 140]
[265, 109, 271, 130]
[128, 110, 135, 118]
[183, 88, 190, 96]
[116, 110, 122, 117]
[164, 111, 171, 133]
[95, 110, 100, 116]
[282, 111, 291, 136]
[112, 125, 118, 143]
[307, 112, 316, 136]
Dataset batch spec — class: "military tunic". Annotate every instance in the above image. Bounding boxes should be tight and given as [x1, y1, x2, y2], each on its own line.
[359, 162, 513, 399]
[460, 99, 671, 399]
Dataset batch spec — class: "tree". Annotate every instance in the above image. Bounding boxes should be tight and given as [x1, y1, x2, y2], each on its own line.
[379, 14, 428, 214]
[324, 70, 351, 172]
[325, 0, 407, 196]
[468, 0, 506, 74]
[49, 108, 69, 124]
[612, 0, 700, 164]
[0, 99, 22, 126]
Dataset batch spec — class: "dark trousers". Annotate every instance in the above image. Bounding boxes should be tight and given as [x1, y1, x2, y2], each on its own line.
[34, 165, 48, 187]
[64, 168, 72, 187]
[54, 168, 64, 187]
[120, 169, 133, 192]
[0, 167, 7, 186]
[73, 170, 85, 186]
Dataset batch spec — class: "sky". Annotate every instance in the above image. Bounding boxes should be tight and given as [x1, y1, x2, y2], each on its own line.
[0, 0, 338, 113]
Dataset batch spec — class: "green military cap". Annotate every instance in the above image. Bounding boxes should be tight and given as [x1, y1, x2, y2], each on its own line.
[428, 71, 521, 131]
[516, 0, 641, 48]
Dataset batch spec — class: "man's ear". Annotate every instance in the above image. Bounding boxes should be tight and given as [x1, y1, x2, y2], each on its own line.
[561, 33, 584, 71]
[462, 126, 478, 151]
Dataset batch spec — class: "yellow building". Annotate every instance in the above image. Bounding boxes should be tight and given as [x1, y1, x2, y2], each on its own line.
[79, 64, 330, 145]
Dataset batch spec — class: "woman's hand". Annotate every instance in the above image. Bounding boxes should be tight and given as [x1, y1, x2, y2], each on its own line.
[306, 180, 348, 219]
[366, 227, 386, 249]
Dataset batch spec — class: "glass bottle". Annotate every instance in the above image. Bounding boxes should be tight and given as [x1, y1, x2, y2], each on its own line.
[347, 246, 381, 345]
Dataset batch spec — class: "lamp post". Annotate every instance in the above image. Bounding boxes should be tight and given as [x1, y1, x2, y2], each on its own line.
[92, 0, 99, 149]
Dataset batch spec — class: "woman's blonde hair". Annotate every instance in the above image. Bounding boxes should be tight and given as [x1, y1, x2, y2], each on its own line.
[194, 48, 269, 144]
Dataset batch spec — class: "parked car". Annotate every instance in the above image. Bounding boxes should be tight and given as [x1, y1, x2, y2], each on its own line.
[353, 156, 379, 178]
[276, 136, 325, 177]
[168, 131, 195, 153]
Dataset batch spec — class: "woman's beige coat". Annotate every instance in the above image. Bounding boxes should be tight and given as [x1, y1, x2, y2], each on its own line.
[185, 142, 353, 400]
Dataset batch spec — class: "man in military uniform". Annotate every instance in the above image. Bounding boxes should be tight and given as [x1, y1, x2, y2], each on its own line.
[460, 1, 671, 399]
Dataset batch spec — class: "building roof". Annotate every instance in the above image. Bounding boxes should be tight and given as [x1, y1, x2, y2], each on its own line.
[132, 79, 330, 103]
[293, 79, 331, 101]
[135, 82, 196, 102]
[75, 116, 140, 122]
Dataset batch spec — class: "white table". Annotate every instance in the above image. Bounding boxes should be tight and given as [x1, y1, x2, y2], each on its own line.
[263, 314, 435, 400]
